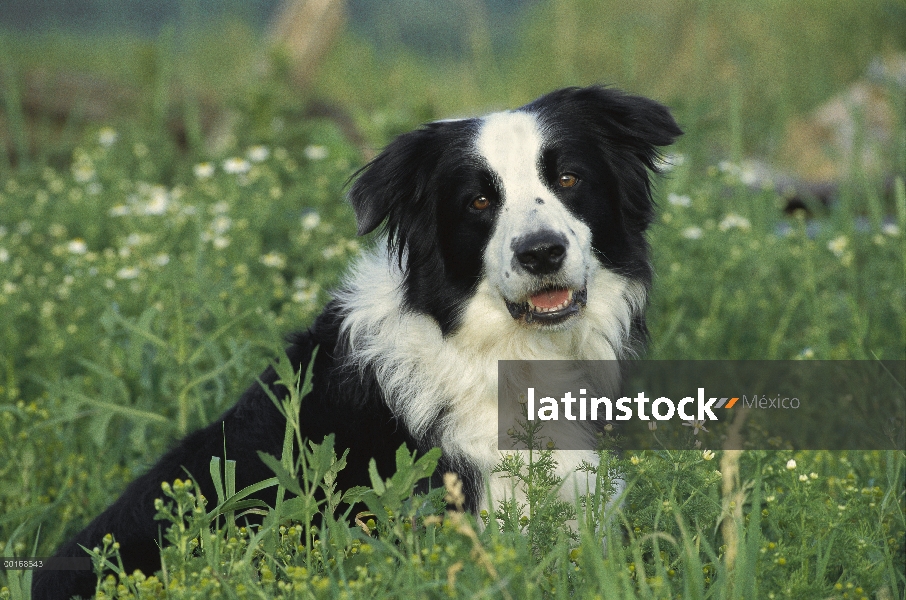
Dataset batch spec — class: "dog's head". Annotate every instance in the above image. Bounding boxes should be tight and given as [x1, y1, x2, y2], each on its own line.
[348, 86, 681, 337]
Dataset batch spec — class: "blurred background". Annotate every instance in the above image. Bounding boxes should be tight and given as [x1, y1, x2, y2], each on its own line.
[1, 0, 904, 186]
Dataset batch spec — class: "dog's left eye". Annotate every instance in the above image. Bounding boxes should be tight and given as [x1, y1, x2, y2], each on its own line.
[558, 173, 578, 188]
[471, 195, 491, 210]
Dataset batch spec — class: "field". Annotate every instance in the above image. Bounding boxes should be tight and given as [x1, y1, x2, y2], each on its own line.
[1, 1, 904, 598]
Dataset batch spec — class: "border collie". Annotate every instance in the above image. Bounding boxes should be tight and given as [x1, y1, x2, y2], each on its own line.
[34, 86, 680, 599]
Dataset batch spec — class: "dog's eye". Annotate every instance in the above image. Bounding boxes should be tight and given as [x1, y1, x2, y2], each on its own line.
[471, 195, 491, 210]
[558, 173, 578, 188]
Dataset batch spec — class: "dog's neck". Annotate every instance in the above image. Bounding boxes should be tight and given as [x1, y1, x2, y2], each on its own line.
[335, 245, 645, 440]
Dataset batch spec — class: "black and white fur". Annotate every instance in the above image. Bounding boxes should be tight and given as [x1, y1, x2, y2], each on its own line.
[34, 86, 680, 599]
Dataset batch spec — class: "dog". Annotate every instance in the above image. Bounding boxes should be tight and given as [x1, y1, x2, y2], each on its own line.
[33, 85, 680, 599]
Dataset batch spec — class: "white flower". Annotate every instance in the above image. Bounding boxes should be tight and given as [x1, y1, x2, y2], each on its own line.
[247, 145, 270, 162]
[67, 239, 88, 254]
[0, 248, 8, 263]
[648, 421, 657, 431]
[668, 193, 691, 207]
[260, 252, 286, 269]
[719, 213, 751, 231]
[882, 223, 900, 236]
[213, 237, 230, 250]
[72, 161, 96, 183]
[303, 145, 329, 161]
[799, 474, 808, 482]
[125, 233, 145, 247]
[98, 127, 119, 147]
[222, 157, 251, 174]
[292, 289, 318, 304]
[116, 267, 140, 280]
[827, 235, 848, 257]
[799, 347, 815, 359]
[301, 211, 321, 230]
[681, 226, 703, 240]
[786, 459, 796, 470]
[142, 187, 169, 215]
[152, 253, 170, 266]
[211, 216, 232, 235]
[703, 449, 715, 461]
[109, 205, 130, 217]
[809, 472, 818, 480]
[682, 419, 709, 435]
[193, 162, 215, 179]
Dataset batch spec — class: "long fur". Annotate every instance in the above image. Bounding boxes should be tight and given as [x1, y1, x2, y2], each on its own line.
[34, 85, 680, 599]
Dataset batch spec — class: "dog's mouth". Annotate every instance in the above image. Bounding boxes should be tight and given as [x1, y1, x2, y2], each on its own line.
[505, 285, 588, 325]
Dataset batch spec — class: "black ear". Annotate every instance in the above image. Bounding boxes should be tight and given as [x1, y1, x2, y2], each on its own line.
[348, 120, 475, 238]
[526, 85, 682, 168]
[348, 127, 432, 237]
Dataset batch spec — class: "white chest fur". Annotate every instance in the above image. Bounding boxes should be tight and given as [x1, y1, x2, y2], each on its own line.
[336, 248, 641, 511]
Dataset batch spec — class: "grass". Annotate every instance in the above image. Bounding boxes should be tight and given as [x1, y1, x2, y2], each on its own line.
[0, 1, 904, 597]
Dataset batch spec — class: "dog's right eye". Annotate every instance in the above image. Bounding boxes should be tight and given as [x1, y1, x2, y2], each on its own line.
[471, 195, 491, 211]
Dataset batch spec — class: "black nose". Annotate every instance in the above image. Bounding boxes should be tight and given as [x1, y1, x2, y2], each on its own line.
[513, 231, 568, 275]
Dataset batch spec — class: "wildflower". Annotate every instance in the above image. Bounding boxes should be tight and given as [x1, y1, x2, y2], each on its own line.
[786, 459, 796, 470]
[681, 226, 703, 240]
[827, 235, 848, 257]
[67, 239, 88, 254]
[682, 419, 709, 435]
[142, 187, 169, 215]
[193, 162, 215, 179]
[213, 237, 230, 250]
[304, 145, 329, 161]
[109, 205, 130, 217]
[0, 248, 8, 263]
[223, 157, 251, 175]
[116, 267, 140, 280]
[703, 449, 715, 461]
[260, 252, 286, 269]
[798, 347, 814, 359]
[809, 472, 818, 480]
[152, 254, 170, 267]
[798, 474, 808, 482]
[719, 213, 751, 231]
[648, 421, 657, 431]
[694, 439, 702, 448]
[630, 455, 640, 465]
[98, 127, 119, 147]
[668, 193, 691, 207]
[301, 211, 321, 230]
[247, 145, 270, 162]
[882, 223, 900, 236]
[72, 161, 96, 183]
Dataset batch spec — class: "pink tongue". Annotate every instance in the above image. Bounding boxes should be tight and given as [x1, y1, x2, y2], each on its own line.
[530, 288, 569, 309]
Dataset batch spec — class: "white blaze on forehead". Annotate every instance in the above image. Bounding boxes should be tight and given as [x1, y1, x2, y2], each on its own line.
[475, 109, 593, 302]
[475, 111, 547, 200]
